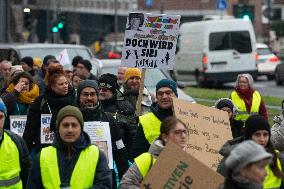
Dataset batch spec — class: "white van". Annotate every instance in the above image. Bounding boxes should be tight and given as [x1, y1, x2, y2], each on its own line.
[173, 19, 257, 86]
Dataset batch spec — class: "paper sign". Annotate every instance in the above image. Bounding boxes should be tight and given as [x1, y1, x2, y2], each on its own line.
[141, 142, 224, 189]
[10, 115, 27, 137]
[40, 114, 55, 144]
[121, 13, 180, 70]
[173, 98, 232, 170]
[84, 121, 113, 169]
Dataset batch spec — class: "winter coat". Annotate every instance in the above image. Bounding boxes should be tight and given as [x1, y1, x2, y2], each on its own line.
[133, 102, 173, 158]
[101, 94, 137, 159]
[79, 104, 130, 182]
[23, 86, 76, 153]
[1, 129, 31, 189]
[26, 132, 112, 189]
[120, 139, 164, 189]
[220, 175, 262, 189]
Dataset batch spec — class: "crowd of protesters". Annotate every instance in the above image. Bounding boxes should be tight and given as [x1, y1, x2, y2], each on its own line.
[0, 54, 283, 189]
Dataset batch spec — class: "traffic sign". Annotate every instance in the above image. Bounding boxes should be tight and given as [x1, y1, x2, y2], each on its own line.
[216, 0, 228, 11]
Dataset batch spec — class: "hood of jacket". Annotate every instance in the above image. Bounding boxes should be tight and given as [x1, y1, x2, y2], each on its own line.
[148, 139, 164, 158]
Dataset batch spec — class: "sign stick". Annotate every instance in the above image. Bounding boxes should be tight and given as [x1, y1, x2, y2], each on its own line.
[135, 68, 146, 116]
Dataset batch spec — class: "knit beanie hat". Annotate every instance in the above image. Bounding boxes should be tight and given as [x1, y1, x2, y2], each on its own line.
[21, 56, 34, 68]
[77, 80, 99, 99]
[98, 73, 119, 94]
[215, 98, 234, 112]
[78, 60, 92, 71]
[56, 106, 84, 130]
[33, 57, 42, 68]
[244, 115, 271, 139]
[124, 68, 141, 82]
[156, 79, 178, 97]
[0, 98, 7, 117]
[225, 140, 272, 173]
[72, 56, 83, 67]
[43, 55, 56, 65]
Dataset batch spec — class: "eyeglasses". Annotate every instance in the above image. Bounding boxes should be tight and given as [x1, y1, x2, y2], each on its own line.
[81, 92, 97, 98]
[99, 88, 109, 92]
[171, 129, 189, 136]
[157, 90, 173, 97]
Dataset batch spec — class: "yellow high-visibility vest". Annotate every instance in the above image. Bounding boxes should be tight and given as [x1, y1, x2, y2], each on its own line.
[134, 152, 156, 178]
[40, 145, 99, 189]
[231, 90, 261, 121]
[139, 112, 161, 144]
[0, 132, 22, 189]
[263, 157, 282, 189]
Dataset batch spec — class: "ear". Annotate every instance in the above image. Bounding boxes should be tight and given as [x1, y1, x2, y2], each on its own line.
[161, 133, 168, 143]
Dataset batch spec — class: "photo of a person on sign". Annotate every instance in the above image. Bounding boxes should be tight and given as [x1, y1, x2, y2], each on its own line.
[126, 13, 144, 31]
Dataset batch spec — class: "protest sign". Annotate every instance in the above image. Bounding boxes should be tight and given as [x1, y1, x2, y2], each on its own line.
[10, 115, 27, 137]
[173, 98, 232, 171]
[141, 142, 224, 189]
[84, 121, 113, 169]
[121, 13, 180, 70]
[56, 49, 70, 66]
[40, 114, 54, 144]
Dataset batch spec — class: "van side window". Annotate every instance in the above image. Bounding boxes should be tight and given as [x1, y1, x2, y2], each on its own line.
[209, 31, 252, 53]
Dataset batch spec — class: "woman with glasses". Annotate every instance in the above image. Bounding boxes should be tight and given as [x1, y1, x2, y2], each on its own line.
[1, 71, 39, 130]
[23, 64, 76, 154]
[119, 116, 188, 188]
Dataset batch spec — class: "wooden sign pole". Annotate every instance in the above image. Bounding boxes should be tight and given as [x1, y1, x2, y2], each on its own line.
[135, 68, 146, 116]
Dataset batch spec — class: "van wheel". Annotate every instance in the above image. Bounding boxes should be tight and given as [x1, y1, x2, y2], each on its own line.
[195, 74, 205, 88]
[275, 72, 283, 86]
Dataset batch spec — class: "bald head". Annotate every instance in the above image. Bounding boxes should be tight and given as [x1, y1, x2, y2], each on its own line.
[0, 60, 12, 79]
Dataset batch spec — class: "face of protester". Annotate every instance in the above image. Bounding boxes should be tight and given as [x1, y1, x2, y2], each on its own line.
[76, 63, 90, 77]
[126, 76, 140, 92]
[221, 107, 233, 120]
[65, 70, 73, 82]
[58, 116, 81, 144]
[99, 87, 113, 101]
[156, 87, 176, 110]
[117, 67, 127, 86]
[17, 77, 30, 93]
[51, 76, 68, 96]
[79, 87, 98, 108]
[20, 62, 32, 72]
[72, 75, 83, 89]
[239, 159, 269, 184]
[1, 62, 12, 79]
[162, 122, 188, 149]
[238, 76, 250, 90]
[0, 111, 5, 130]
[251, 130, 269, 148]
[130, 17, 141, 30]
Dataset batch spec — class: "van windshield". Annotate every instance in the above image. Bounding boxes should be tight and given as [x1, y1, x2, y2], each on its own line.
[209, 31, 252, 53]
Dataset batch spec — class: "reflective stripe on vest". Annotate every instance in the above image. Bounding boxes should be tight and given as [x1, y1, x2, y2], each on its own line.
[40, 145, 99, 189]
[139, 112, 161, 144]
[134, 153, 156, 178]
[263, 157, 282, 189]
[231, 90, 261, 121]
[0, 132, 22, 188]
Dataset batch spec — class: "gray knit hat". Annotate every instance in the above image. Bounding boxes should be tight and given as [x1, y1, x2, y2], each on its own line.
[56, 105, 84, 130]
[225, 140, 272, 173]
[77, 80, 99, 100]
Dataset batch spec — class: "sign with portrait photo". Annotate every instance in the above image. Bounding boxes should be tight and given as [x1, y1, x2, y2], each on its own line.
[40, 114, 55, 144]
[121, 13, 181, 70]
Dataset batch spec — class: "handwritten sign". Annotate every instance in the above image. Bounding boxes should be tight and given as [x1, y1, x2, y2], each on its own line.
[84, 121, 113, 169]
[40, 114, 55, 144]
[141, 142, 224, 189]
[121, 13, 180, 70]
[10, 115, 27, 137]
[173, 98, 232, 170]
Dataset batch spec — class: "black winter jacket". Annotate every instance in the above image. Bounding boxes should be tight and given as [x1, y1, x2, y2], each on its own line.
[23, 86, 75, 153]
[220, 175, 262, 189]
[26, 132, 112, 189]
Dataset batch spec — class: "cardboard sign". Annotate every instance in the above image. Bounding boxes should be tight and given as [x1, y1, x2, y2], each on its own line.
[173, 98, 232, 170]
[121, 13, 180, 70]
[40, 114, 55, 144]
[141, 142, 224, 189]
[84, 121, 114, 169]
[10, 115, 27, 137]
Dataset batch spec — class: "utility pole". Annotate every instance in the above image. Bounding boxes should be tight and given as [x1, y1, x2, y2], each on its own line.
[114, 0, 118, 51]
[160, 0, 164, 14]
[52, 0, 58, 43]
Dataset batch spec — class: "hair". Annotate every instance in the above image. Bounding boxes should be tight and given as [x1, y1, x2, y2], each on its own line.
[158, 116, 187, 145]
[9, 71, 34, 90]
[72, 56, 83, 67]
[44, 64, 67, 87]
[235, 73, 254, 89]
[266, 140, 284, 180]
[72, 70, 87, 81]
[129, 13, 144, 27]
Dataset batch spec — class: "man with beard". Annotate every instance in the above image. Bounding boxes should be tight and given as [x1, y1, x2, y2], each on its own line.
[98, 73, 137, 158]
[76, 80, 129, 188]
[122, 68, 152, 115]
[133, 79, 178, 157]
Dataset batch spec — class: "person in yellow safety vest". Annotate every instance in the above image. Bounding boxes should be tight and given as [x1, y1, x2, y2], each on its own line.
[0, 98, 31, 189]
[230, 73, 268, 122]
[132, 79, 178, 158]
[120, 116, 189, 188]
[26, 105, 112, 189]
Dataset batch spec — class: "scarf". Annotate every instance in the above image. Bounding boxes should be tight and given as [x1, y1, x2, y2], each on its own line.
[235, 87, 255, 112]
[6, 83, 40, 104]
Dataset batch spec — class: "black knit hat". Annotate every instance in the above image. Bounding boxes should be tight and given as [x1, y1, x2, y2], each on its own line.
[78, 59, 92, 71]
[244, 115, 271, 139]
[98, 73, 119, 94]
[21, 56, 34, 68]
[72, 56, 83, 67]
[215, 98, 234, 112]
[77, 80, 99, 101]
[43, 55, 56, 65]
